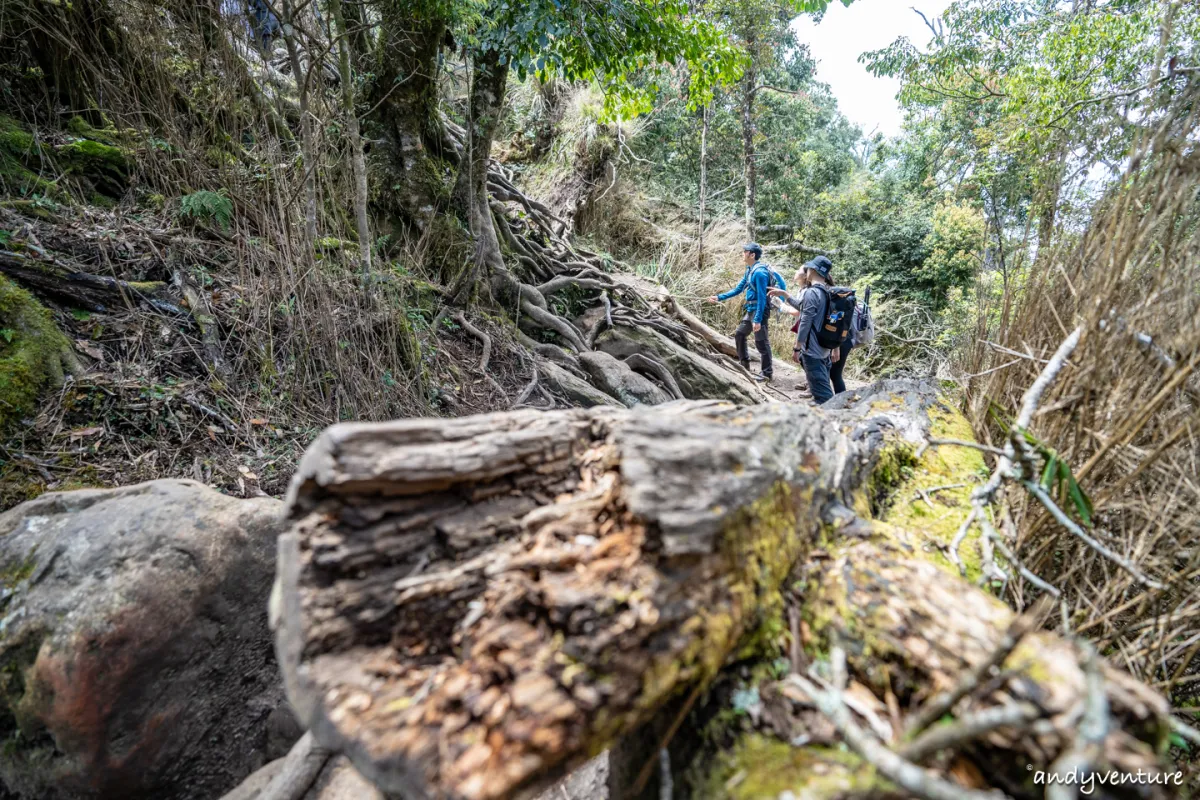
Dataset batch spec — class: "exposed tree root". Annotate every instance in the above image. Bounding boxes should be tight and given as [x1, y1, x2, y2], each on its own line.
[622, 353, 683, 401]
[451, 312, 508, 401]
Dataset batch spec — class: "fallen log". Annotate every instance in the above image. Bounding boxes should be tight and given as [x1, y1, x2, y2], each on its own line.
[0, 248, 181, 315]
[272, 380, 1173, 800]
[653, 290, 739, 360]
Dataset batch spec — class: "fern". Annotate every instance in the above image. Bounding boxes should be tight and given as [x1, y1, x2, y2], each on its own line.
[179, 189, 233, 231]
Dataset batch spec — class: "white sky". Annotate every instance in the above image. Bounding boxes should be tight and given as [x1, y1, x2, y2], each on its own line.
[791, 0, 956, 138]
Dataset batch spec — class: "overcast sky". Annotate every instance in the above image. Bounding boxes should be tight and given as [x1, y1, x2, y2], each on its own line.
[791, 0, 956, 138]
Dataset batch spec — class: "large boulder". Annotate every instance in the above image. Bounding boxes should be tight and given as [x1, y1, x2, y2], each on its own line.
[577, 351, 672, 406]
[0, 480, 292, 800]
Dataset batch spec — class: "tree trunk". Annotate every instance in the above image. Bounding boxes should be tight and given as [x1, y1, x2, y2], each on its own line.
[370, 6, 450, 231]
[281, 0, 320, 247]
[451, 49, 509, 293]
[1036, 145, 1068, 255]
[698, 104, 708, 269]
[741, 63, 757, 239]
[329, 0, 372, 277]
[273, 380, 1173, 800]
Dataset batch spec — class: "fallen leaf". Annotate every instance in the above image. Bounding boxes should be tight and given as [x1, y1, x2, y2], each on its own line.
[69, 426, 105, 440]
[73, 340, 105, 361]
[249, 418, 268, 425]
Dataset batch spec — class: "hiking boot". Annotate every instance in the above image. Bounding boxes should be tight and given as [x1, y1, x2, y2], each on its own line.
[754, 372, 772, 383]
[739, 360, 752, 373]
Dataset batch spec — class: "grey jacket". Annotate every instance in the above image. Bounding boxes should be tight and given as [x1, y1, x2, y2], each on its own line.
[785, 285, 834, 361]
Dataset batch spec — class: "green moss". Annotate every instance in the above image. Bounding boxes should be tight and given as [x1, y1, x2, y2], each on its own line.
[316, 236, 348, 251]
[869, 401, 990, 582]
[701, 734, 882, 799]
[866, 444, 918, 517]
[0, 199, 59, 221]
[65, 116, 122, 146]
[0, 117, 56, 200]
[59, 138, 129, 172]
[0, 275, 74, 430]
[0, 550, 37, 594]
[0, 116, 35, 156]
[631, 482, 810, 751]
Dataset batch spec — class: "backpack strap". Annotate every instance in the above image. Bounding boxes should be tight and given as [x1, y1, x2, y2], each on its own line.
[809, 284, 831, 331]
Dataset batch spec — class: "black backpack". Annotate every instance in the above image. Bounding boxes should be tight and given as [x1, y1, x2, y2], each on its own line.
[813, 285, 856, 350]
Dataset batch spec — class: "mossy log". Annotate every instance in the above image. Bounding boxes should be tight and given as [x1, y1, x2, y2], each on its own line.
[0, 248, 178, 315]
[273, 380, 1173, 800]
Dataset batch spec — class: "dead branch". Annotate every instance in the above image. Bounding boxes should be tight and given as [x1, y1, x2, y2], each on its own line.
[905, 613, 1038, 737]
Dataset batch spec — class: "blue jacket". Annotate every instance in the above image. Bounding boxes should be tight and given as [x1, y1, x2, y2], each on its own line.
[718, 263, 785, 324]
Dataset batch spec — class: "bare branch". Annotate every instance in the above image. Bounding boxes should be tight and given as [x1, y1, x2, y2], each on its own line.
[899, 703, 1042, 763]
[905, 613, 1037, 737]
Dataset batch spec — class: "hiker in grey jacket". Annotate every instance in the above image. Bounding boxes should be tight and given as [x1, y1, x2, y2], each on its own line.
[769, 256, 836, 404]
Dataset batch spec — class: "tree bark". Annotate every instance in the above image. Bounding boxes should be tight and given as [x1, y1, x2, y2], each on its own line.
[452, 49, 509, 292]
[281, 0, 321, 247]
[370, 5, 450, 231]
[329, 0, 372, 277]
[698, 104, 708, 269]
[272, 380, 1173, 800]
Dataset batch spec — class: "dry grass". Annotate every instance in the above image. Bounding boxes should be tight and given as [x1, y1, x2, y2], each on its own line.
[962, 85, 1200, 701]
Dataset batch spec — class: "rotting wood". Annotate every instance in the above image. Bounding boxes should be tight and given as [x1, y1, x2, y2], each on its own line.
[0, 248, 182, 315]
[273, 379, 1174, 800]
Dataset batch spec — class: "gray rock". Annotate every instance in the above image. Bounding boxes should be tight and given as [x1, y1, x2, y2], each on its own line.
[578, 351, 672, 406]
[0, 479, 291, 799]
[222, 755, 384, 800]
[596, 325, 759, 404]
[534, 754, 609, 800]
[539, 360, 626, 408]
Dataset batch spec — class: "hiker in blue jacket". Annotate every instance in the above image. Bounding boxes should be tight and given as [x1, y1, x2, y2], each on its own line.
[706, 243, 785, 383]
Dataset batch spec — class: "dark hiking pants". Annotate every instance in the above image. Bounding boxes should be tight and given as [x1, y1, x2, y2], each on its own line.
[735, 313, 772, 377]
[829, 339, 853, 395]
[802, 354, 834, 405]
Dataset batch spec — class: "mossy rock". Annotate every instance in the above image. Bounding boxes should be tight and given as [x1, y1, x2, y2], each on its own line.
[65, 116, 123, 147]
[0, 115, 131, 203]
[0, 275, 80, 430]
[0, 116, 57, 200]
[57, 138, 129, 198]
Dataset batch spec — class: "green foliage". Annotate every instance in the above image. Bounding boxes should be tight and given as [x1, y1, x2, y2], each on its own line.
[917, 202, 984, 304]
[178, 189, 233, 231]
[462, 0, 745, 119]
[863, 0, 1200, 258]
